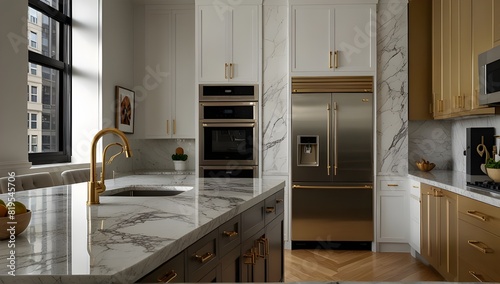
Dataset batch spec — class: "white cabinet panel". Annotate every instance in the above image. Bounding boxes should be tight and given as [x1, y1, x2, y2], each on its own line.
[231, 5, 259, 82]
[377, 178, 409, 247]
[409, 179, 421, 254]
[198, 5, 227, 82]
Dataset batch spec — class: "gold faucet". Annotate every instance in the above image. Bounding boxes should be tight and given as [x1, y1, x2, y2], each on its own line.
[87, 128, 132, 205]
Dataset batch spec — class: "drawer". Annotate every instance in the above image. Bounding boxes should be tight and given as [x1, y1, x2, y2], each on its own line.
[458, 195, 500, 236]
[186, 229, 218, 282]
[265, 189, 285, 224]
[459, 219, 500, 280]
[137, 251, 185, 283]
[409, 179, 420, 198]
[379, 179, 406, 191]
[459, 257, 499, 282]
[241, 200, 265, 241]
[218, 215, 241, 257]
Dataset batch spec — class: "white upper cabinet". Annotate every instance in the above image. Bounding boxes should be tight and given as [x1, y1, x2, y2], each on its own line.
[291, 2, 376, 75]
[144, 6, 195, 139]
[197, 0, 261, 83]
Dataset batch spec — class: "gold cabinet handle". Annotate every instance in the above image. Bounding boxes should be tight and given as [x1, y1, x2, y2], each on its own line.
[166, 120, 169, 134]
[468, 240, 492, 254]
[412, 185, 419, 188]
[326, 103, 331, 176]
[467, 210, 488, 221]
[157, 270, 178, 283]
[434, 190, 443, 197]
[223, 230, 238, 237]
[229, 63, 234, 79]
[329, 51, 333, 68]
[173, 119, 176, 135]
[224, 63, 228, 79]
[194, 252, 214, 263]
[243, 250, 255, 265]
[387, 184, 399, 187]
[462, 95, 466, 109]
[469, 271, 484, 282]
[276, 198, 284, 204]
[256, 237, 267, 258]
[266, 207, 276, 213]
[334, 50, 339, 68]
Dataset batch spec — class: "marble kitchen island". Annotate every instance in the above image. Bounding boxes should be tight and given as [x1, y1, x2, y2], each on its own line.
[0, 175, 285, 283]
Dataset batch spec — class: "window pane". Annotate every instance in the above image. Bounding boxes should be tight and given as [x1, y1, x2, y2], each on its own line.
[33, 14, 60, 59]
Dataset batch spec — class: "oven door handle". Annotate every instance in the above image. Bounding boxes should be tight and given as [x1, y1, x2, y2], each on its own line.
[202, 123, 255, 128]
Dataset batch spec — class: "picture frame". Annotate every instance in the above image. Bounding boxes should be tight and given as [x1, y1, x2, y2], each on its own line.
[115, 86, 135, 134]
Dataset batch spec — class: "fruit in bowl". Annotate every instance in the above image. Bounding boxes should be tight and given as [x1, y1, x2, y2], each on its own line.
[416, 159, 436, 172]
[0, 200, 31, 240]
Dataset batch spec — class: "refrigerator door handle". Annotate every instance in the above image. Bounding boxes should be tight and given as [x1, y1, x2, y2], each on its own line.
[327, 103, 331, 176]
[292, 184, 373, 189]
[333, 101, 338, 176]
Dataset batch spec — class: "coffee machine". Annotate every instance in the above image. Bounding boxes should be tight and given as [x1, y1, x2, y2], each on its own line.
[466, 127, 495, 183]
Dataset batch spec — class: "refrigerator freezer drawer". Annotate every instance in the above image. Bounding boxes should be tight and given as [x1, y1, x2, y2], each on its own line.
[291, 185, 374, 241]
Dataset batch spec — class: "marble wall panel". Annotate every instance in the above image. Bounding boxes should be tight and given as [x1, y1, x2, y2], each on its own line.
[408, 120, 452, 171]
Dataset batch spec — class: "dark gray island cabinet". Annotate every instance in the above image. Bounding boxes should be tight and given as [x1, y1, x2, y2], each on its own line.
[137, 189, 285, 283]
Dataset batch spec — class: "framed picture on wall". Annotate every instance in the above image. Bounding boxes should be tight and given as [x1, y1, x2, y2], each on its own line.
[115, 86, 135, 134]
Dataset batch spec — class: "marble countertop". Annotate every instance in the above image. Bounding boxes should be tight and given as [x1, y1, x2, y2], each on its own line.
[0, 175, 285, 283]
[408, 170, 500, 207]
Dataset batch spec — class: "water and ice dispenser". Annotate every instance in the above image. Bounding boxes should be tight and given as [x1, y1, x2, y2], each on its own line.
[297, 135, 319, 166]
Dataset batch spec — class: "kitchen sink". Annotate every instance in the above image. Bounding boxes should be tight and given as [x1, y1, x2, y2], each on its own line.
[102, 185, 193, 197]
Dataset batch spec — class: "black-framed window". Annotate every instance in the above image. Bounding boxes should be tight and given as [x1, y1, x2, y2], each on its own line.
[28, 0, 71, 165]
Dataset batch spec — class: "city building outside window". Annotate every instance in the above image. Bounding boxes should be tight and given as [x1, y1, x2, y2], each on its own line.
[28, 0, 71, 164]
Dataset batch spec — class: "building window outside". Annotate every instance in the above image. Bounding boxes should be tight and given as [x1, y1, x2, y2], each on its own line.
[31, 86, 38, 102]
[28, 0, 71, 165]
[30, 31, 37, 48]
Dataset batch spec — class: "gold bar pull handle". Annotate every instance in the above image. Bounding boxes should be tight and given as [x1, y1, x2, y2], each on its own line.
[229, 63, 234, 79]
[223, 230, 238, 237]
[333, 102, 338, 175]
[467, 210, 488, 221]
[327, 103, 331, 176]
[166, 120, 169, 135]
[224, 63, 228, 79]
[243, 250, 255, 265]
[276, 198, 284, 203]
[257, 237, 266, 258]
[387, 184, 399, 187]
[469, 271, 484, 282]
[173, 119, 176, 135]
[334, 50, 339, 68]
[467, 240, 492, 254]
[266, 207, 276, 213]
[157, 270, 178, 283]
[329, 51, 333, 68]
[194, 252, 215, 263]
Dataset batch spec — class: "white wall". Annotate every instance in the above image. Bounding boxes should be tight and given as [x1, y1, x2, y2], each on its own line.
[0, 0, 31, 172]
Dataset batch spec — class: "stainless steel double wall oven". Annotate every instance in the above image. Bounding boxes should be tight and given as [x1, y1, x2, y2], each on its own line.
[199, 85, 259, 178]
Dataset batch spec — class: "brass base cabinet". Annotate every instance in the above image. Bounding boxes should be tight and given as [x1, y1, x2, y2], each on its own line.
[136, 188, 284, 283]
[421, 183, 500, 282]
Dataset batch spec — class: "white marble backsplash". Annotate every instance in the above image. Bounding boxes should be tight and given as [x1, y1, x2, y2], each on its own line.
[262, 3, 289, 175]
[376, 0, 409, 176]
[408, 120, 452, 170]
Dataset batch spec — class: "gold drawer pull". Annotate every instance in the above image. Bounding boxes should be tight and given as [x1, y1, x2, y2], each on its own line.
[223, 230, 238, 237]
[266, 207, 276, 213]
[194, 252, 214, 263]
[276, 198, 284, 203]
[467, 210, 488, 221]
[387, 184, 399, 187]
[412, 185, 419, 188]
[468, 240, 492, 254]
[157, 270, 177, 283]
[243, 250, 255, 265]
[469, 271, 484, 282]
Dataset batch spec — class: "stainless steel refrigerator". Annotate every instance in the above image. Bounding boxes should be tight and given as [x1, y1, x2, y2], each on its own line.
[291, 91, 374, 244]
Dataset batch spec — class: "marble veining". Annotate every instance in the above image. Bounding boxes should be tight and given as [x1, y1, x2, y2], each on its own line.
[409, 170, 500, 207]
[0, 175, 285, 283]
[408, 120, 452, 170]
[376, 0, 409, 176]
[262, 4, 289, 175]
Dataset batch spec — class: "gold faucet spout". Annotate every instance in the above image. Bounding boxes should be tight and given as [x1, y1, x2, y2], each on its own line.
[87, 128, 133, 205]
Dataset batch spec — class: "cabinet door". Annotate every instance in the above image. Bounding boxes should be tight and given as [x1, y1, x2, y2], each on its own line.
[145, 9, 173, 139]
[440, 0, 452, 116]
[459, 0, 472, 111]
[421, 184, 438, 268]
[432, 0, 443, 118]
[266, 214, 284, 282]
[449, 0, 461, 114]
[377, 181, 408, 243]
[198, 5, 228, 82]
[409, 180, 421, 253]
[241, 229, 266, 283]
[472, 0, 493, 109]
[229, 5, 259, 83]
[291, 6, 332, 72]
[172, 9, 195, 138]
[220, 246, 241, 282]
[495, 0, 500, 46]
[137, 251, 185, 283]
[333, 5, 375, 72]
[438, 190, 458, 281]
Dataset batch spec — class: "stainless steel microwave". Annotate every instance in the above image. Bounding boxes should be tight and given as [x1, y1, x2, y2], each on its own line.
[479, 45, 500, 106]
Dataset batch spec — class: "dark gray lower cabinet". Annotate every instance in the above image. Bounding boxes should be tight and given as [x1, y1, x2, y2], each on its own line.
[136, 188, 284, 283]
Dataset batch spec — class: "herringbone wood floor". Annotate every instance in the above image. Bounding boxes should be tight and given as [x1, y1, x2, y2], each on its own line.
[285, 249, 444, 282]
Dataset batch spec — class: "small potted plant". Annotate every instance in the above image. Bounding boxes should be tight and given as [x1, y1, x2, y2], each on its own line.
[485, 158, 500, 182]
[172, 147, 188, 171]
